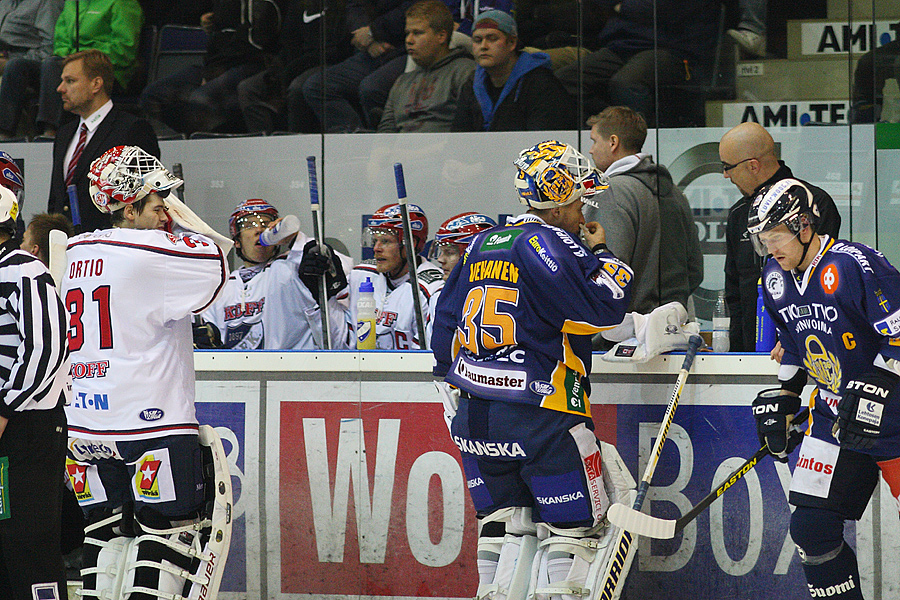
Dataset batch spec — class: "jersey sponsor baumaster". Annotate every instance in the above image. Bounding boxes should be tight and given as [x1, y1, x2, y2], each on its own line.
[63, 228, 227, 440]
[201, 231, 353, 350]
[432, 214, 632, 416]
[763, 236, 900, 455]
[349, 260, 444, 349]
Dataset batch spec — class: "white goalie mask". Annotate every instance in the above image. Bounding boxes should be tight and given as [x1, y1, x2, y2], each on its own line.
[88, 146, 183, 214]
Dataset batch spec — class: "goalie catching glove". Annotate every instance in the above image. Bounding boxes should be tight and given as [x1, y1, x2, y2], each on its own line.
[601, 301, 701, 363]
[835, 368, 900, 451]
[299, 240, 347, 303]
[752, 389, 802, 461]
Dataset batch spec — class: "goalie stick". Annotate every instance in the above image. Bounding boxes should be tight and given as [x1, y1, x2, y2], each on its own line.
[596, 334, 703, 600]
[48, 229, 68, 291]
[393, 162, 428, 350]
[608, 406, 811, 540]
[307, 156, 332, 349]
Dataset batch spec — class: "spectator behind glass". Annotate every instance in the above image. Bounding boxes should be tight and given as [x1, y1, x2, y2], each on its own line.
[0, 0, 140, 139]
[452, 10, 575, 132]
[301, 0, 411, 132]
[238, 0, 352, 134]
[718, 122, 841, 352]
[555, 0, 719, 126]
[47, 49, 160, 234]
[20, 212, 73, 266]
[378, 0, 474, 133]
[851, 39, 900, 124]
[140, 0, 280, 135]
[585, 106, 702, 317]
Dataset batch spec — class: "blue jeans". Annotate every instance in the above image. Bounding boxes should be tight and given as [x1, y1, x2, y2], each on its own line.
[0, 55, 64, 133]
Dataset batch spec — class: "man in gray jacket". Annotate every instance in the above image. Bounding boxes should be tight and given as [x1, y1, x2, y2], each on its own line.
[585, 105, 703, 314]
[377, 0, 474, 132]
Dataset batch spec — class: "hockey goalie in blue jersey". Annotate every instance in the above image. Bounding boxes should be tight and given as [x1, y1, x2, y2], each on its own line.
[749, 178, 900, 600]
[432, 141, 639, 600]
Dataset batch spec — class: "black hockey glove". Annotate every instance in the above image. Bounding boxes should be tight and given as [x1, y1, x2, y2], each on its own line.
[752, 388, 802, 462]
[193, 320, 222, 349]
[299, 240, 348, 304]
[836, 368, 900, 451]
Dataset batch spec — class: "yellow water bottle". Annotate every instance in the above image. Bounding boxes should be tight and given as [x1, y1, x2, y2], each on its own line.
[356, 277, 377, 350]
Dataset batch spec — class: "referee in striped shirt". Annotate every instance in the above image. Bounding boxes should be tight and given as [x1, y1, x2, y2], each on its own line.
[0, 185, 70, 599]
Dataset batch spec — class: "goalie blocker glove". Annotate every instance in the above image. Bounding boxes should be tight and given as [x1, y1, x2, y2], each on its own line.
[299, 239, 348, 303]
[752, 389, 801, 461]
[836, 368, 900, 451]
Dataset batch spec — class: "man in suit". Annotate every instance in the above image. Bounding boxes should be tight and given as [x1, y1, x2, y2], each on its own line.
[48, 49, 159, 233]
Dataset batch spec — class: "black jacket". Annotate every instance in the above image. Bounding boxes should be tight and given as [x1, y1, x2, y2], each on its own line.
[724, 162, 841, 351]
[48, 107, 160, 234]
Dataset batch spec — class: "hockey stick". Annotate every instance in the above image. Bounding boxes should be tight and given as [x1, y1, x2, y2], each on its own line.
[48, 229, 68, 291]
[307, 156, 332, 349]
[596, 334, 703, 600]
[393, 163, 428, 350]
[608, 406, 811, 540]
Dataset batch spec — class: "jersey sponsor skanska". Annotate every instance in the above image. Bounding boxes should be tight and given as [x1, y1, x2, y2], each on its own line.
[762, 236, 900, 454]
[432, 214, 632, 416]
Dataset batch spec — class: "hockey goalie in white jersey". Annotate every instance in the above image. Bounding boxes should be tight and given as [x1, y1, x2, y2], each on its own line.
[63, 146, 233, 599]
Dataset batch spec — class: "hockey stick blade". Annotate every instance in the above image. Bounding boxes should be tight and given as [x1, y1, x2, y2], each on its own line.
[608, 407, 811, 540]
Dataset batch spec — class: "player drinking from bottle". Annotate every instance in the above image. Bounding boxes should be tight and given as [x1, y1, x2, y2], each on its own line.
[749, 179, 900, 600]
[198, 198, 353, 349]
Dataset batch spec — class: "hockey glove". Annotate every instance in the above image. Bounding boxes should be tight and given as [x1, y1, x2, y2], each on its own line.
[752, 388, 801, 461]
[835, 368, 900, 451]
[299, 240, 348, 304]
[193, 320, 223, 349]
[434, 380, 460, 433]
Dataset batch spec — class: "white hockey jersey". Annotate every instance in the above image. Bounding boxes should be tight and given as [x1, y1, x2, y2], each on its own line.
[349, 260, 444, 349]
[201, 231, 353, 350]
[62, 228, 228, 440]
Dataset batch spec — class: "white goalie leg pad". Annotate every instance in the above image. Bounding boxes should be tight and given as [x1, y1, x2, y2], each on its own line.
[79, 511, 131, 600]
[528, 442, 637, 600]
[477, 507, 539, 600]
[118, 425, 233, 600]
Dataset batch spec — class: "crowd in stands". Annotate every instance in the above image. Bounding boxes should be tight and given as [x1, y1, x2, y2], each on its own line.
[0, 0, 800, 139]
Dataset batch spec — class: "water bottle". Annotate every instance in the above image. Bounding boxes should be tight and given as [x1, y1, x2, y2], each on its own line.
[356, 277, 377, 350]
[756, 277, 776, 352]
[259, 214, 300, 246]
[712, 290, 730, 353]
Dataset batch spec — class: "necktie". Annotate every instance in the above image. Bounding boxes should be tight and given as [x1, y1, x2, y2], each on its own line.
[65, 123, 88, 187]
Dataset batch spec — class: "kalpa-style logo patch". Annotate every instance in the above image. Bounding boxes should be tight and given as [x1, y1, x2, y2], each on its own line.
[821, 264, 839, 294]
[766, 270, 785, 300]
[66, 458, 107, 505]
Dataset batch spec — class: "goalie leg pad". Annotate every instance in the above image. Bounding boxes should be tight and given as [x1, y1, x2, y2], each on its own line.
[528, 442, 637, 600]
[79, 507, 131, 600]
[476, 507, 538, 600]
[790, 506, 863, 599]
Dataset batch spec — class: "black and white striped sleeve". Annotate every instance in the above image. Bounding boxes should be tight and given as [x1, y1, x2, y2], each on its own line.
[0, 254, 69, 416]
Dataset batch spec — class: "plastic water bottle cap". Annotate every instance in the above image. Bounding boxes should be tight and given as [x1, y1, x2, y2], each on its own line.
[360, 277, 374, 293]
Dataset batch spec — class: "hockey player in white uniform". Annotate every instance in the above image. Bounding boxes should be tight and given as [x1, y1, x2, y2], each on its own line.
[199, 198, 353, 349]
[349, 203, 444, 349]
[63, 146, 232, 599]
[749, 179, 900, 600]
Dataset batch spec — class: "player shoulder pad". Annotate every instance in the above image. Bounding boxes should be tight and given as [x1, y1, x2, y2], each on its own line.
[416, 263, 444, 295]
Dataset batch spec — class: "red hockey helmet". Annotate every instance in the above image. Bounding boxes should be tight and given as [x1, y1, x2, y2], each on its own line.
[364, 202, 428, 254]
[433, 212, 497, 253]
[0, 151, 24, 195]
[229, 198, 279, 238]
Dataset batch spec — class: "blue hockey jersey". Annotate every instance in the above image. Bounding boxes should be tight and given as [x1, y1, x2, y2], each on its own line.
[432, 214, 633, 417]
[763, 236, 900, 454]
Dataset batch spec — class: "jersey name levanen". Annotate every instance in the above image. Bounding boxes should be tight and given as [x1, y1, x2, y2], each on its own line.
[432, 214, 632, 417]
[63, 228, 228, 440]
[763, 236, 900, 452]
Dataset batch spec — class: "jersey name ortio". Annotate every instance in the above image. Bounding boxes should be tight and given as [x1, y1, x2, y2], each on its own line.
[63, 228, 227, 440]
[349, 260, 444, 349]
